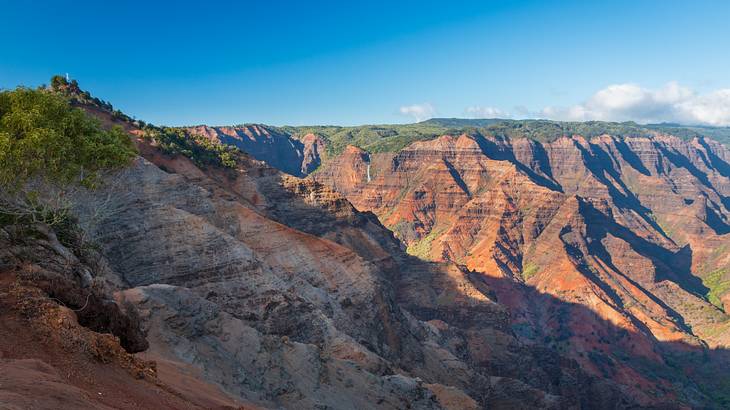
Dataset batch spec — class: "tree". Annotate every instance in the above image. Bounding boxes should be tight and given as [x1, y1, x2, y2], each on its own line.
[0, 87, 135, 188]
[0, 87, 136, 226]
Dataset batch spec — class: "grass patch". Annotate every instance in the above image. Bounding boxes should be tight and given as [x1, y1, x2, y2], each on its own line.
[143, 127, 238, 169]
[406, 226, 446, 260]
[702, 268, 730, 308]
[521, 262, 540, 281]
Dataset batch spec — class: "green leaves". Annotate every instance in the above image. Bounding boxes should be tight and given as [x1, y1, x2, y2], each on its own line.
[0, 87, 136, 190]
[144, 126, 238, 169]
[285, 119, 730, 158]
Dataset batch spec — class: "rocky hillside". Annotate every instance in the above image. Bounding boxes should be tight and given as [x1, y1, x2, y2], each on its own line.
[180, 119, 730, 179]
[76, 88, 730, 407]
[312, 131, 730, 406]
[184, 125, 326, 176]
[3, 78, 730, 408]
[91, 132, 634, 409]
[0, 82, 627, 409]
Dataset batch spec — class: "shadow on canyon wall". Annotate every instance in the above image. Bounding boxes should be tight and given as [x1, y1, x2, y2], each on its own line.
[145, 156, 730, 408]
[394, 249, 730, 408]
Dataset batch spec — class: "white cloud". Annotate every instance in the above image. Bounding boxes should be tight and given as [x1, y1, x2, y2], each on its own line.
[539, 82, 730, 126]
[675, 89, 730, 126]
[465, 106, 510, 118]
[399, 103, 436, 122]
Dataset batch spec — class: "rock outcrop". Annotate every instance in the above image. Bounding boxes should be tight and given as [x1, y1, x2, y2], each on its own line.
[313, 132, 730, 406]
[186, 125, 325, 177]
[82, 136, 630, 408]
[0, 221, 246, 409]
[6, 120, 638, 408]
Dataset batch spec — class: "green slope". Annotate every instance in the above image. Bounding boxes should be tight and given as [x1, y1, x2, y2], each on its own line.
[279, 119, 730, 158]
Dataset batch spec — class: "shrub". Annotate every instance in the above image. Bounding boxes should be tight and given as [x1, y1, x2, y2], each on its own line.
[521, 262, 540, 281]
[0, 87, 136, 227]
[143, 126, 238, 169]
[0, 87, 136, 189]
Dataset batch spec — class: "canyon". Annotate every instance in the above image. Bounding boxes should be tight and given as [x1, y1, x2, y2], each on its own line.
[2, 84, 730, 409]
[183, 121, 730, 407]
[312, 131, 730, 348]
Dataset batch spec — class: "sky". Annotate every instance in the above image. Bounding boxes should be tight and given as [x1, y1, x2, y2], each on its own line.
[2, 0, 730, 126]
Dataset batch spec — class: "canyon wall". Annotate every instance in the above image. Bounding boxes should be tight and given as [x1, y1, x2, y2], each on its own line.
[312, 132, 730, 406]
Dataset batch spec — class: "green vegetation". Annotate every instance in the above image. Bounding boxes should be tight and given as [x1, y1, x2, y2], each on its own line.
[426, 118, 730, 145]
[406, 227, 446, 259]
[0, 86, 136, 228]
[702, 268, 730, 308]
[47, 75, 236, 170]
[521, 262, 540, 281]
[280, 118, 730, 159]
[0, 87, 136, 189]
[49, 75, 134, 123]
[419, 118, 502, 128]
[142, 127, 238, 169]
[283, 122, 459, 157]
[646, 123, 730, 146]
[699, 244, 730, 309]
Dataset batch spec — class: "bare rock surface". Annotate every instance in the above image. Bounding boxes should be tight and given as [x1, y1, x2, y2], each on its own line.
[63, 137, 635, 408]
[314, 132, 730, 407]
[186, 125, 325, 177]
[6, 97, 730, 408]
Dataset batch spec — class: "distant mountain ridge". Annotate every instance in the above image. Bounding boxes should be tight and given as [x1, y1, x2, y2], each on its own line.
[177, 113, 730, 406]
[175, 118, 730, 179]
[424, 118, 730, 143]
[183, 124, 326, 177]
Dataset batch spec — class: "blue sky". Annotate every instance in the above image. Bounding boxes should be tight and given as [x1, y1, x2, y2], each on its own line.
[2, 0, 730, 126]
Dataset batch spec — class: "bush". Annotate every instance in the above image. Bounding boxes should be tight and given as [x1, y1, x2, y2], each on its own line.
[0, 87, 136, 189]
[0, 87, 136, 228]
[50, 75, 68, 90]
[143, 126, 238, 169]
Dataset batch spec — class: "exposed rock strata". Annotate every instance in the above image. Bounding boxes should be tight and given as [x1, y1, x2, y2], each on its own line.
[313, 132, 730, 406]
[7, 91, 730, 407]
[186, 125, 325, 177]
[58, 133, 639, 408]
